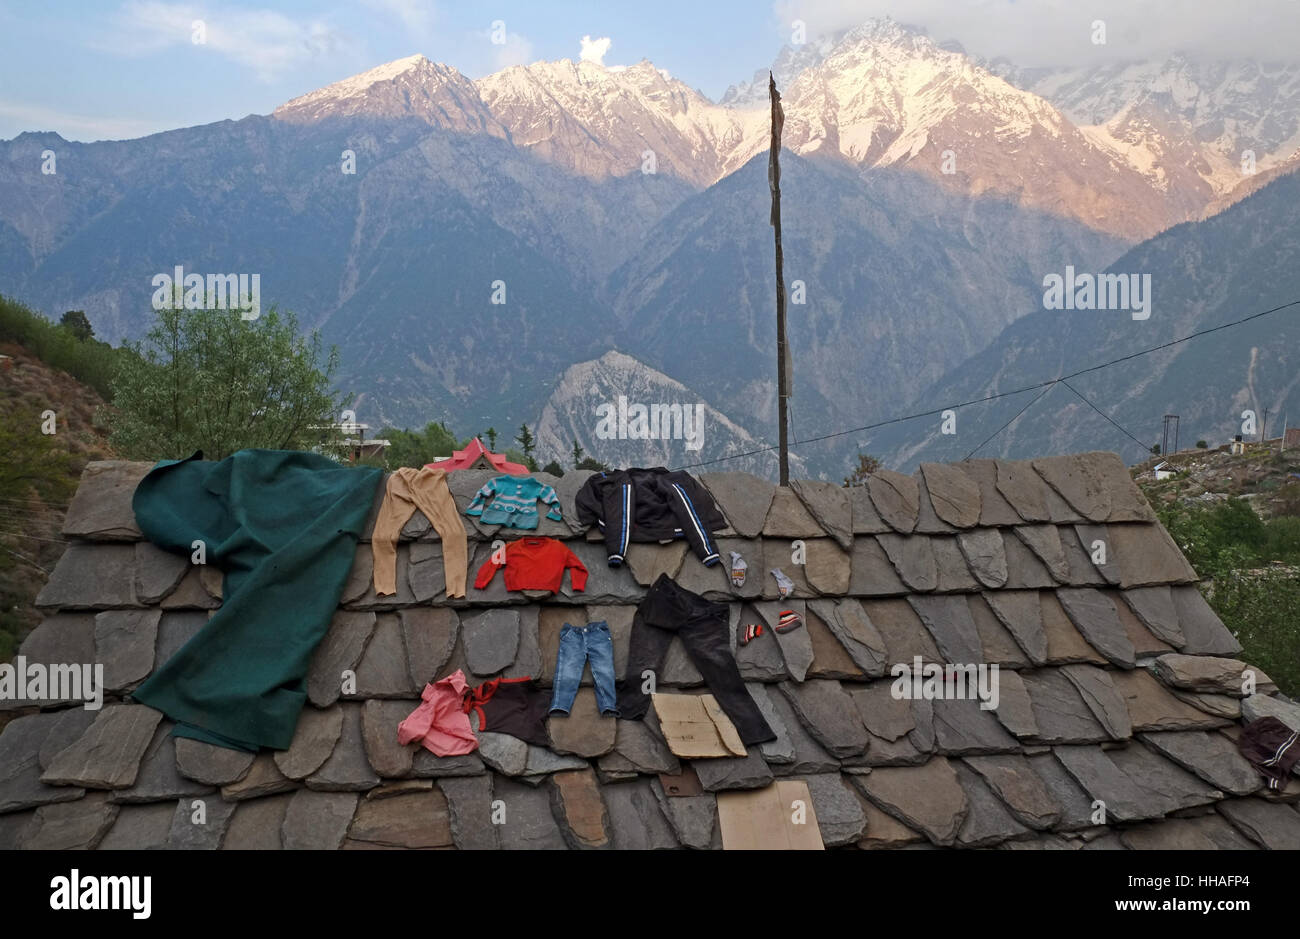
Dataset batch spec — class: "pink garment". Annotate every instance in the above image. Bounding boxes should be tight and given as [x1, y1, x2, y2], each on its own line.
[397, 670, 478, 756]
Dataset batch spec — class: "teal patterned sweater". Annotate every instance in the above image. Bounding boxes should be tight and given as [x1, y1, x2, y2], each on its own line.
[465, 475, 564, 529]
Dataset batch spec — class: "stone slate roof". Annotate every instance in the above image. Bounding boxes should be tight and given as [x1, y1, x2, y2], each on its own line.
[3, 451, 1299, 851]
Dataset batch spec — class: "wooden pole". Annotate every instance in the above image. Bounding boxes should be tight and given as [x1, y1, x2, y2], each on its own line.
[769, 72, 790, 486]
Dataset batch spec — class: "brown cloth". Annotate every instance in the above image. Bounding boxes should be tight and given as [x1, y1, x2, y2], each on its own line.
[372, 466, 468, 598]
[1236, 716, 1300, 790]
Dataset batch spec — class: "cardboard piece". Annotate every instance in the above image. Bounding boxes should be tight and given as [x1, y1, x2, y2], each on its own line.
[717, 780, 824, 850]
[652, 693, 748, 758]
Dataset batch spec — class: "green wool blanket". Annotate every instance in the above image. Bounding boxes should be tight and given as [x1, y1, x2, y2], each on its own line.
[131, 449, 382, 752]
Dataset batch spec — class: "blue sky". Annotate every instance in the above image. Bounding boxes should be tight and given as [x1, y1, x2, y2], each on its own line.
[2, 0, 1297, 142]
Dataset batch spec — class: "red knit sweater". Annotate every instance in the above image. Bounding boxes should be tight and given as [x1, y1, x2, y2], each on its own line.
[474, 537, 588, 593]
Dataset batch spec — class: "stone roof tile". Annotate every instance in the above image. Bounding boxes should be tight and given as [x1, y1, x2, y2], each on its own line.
[848, 537, 909, 596]
[61, 461, 149, 541]
[867, 470, 919, 533]
[954, 761, 1033, 847]
[847, 485, 891, 534]
[920, 462, 982, 529]
[699, 472, 775, 538]
[852, 757, 968, 846]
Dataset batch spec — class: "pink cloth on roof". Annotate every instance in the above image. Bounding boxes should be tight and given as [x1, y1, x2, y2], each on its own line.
[397, 669, 478, 756]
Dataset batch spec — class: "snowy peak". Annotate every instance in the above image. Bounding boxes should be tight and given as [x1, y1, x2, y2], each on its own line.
[273, 54, 505, 137]
[475, 56, 764, 187]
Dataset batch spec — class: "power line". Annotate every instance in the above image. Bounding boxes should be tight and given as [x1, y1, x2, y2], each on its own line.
[671, 296, 1300, 471]
[965, 382, 1058, 460]
[1061, 379, 1150, 453]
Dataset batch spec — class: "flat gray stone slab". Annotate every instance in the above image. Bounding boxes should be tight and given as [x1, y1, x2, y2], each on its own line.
[803, 538, 851, 595]
[410, 749, 484, 778]
[930, 537, 980, 592]
[860, 597, 941, 664]
[1021, 670, 1110, 744]
[1012, 526, 1070, 582]
[1108, 742, 1222, 813]
[908, 594, 983, 665]
[274, 704, 343, 780]
[439, 774, 500, 849]
[878, 534, 937, 592]
[1024, 751, 1098, 830]
[494, 776, 568, 849]
[848, 537, 908, 596]
[789, 480, 853, 548]
[307, 611, 377, 707]
[956, 460, 1025, 527]
[221, 754, 295, 802]
[166, 794, 237, 849]
[347, 788, 453, 848]
[174, 737, 255, 786]
[988, 670, 1038, 739]
[1139, 731, 1260, 796]
[1119, 586, 1184, 648]
[756, 600, 813, 682]
[963, 753, 1062, 830]
[307, 703, 380, 792]
[548, 688, 617, 758]
[982, 591, 1048, 665]
[38, 708, 99, 771]
[281, 789, 359, 850]
[0, 614, 96, 710]
[958, 530, 1007, 588]
[1172, 586, 1242, 655]
[746, 683, 796, 765]
[0, 712, 87, 813]
[652, 780, 717, 849]
[351, 613, 414, 698]
[764, 486, 828, 539]
[407, 541, 447, 602]
[867, 470, 919, 533]
[995, 460, 1053, 523]
[97, 801, 176, 850]
[1110, 669, 1230, 732]
[1152, 654, 1273, 696]
[700, 472, 775, 538]
[153, 611, 207, 669]
[852, 757, 968, 846]
[766, 686, 840, 774]
[560, 542, 644, 604]
[41, 704, 163, 789]
[1217, 798, 1300, 850]
[62, 461, 149, 540]
[548, 767, 610, 848]
[795, 772, 867, 846]
[803, 604, 868, 680]
[478, 731, 529, 777]
[734, 603, 790, 681]
[848, 485, 890, 534]
[954, 762, 1032, 847]
[460, 608, 520, 676]
[600, 775, 676, 847]
[1051, 745, 1169, 823]
[1060, 664, 1133, 740]
[109, 722, 212, 804]
[920, 463, 981, 529]
[601, 719, 679, 776]
[1108, 523, 1199, 587]
[932, 698, 1020, 756]
[360, 698, 416, 778]
[37, 544, 141, 609]
[94, 609, 159, 692]
[625, 542, 688, 586]
[968, 595, 1029, 667]
[1032, 453, 1111, 521]
[134, 541, 189, 604]
[222, 792, 293, 850]
[1000, 532, 1059, 589]
[779, 680, 869, 759]
[692, 750, 774, 792]
[20, 792, 119, 849]
[1241, 693, 1300, 731]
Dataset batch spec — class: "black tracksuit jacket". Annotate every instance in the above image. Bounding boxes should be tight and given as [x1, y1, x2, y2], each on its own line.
[574, 468, 727, 567]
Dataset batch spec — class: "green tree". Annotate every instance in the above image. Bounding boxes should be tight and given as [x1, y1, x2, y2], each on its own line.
[541, 459, 565, 477]
[515, 424, 537, 471]
[381, 421, 464, 469]
[484, 427, 498, 451]
[843, 452, 882, 487]
[0, 404, 76, 507]
[571, 439, 585, 467]
[575, 456, 610, 472]
[59, 310, 94, 342]
[1195, 440, 1208, 449]
[108, 305, 347, 461]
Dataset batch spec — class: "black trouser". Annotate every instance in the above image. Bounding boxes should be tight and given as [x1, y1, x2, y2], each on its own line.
[618, 574, 776, 746]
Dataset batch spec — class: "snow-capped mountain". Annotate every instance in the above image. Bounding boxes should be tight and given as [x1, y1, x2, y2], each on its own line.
[274, 54, 505, 138]
[991, 55, 1300, 197]
[476, 58, 764, 188]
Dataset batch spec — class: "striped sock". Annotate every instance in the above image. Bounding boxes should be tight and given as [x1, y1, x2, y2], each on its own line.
[775, 610, 803, 633]
[738, 623, 763, 646]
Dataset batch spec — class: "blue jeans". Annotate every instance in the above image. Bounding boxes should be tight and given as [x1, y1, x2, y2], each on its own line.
[550, 621, 619, 717]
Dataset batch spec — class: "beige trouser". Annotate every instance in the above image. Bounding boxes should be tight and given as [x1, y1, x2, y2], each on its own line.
[372, 466, 468, 599]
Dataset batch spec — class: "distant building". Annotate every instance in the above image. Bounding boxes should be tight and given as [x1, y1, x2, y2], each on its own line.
[1153, 461, 1175, 481]
[1231, 434, 1246, 456]
[426, 437, 528, 475]
[1286, 427, 1300, 451]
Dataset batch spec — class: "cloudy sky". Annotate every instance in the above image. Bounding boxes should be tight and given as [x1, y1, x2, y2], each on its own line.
[0, 0, 1295, 141]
